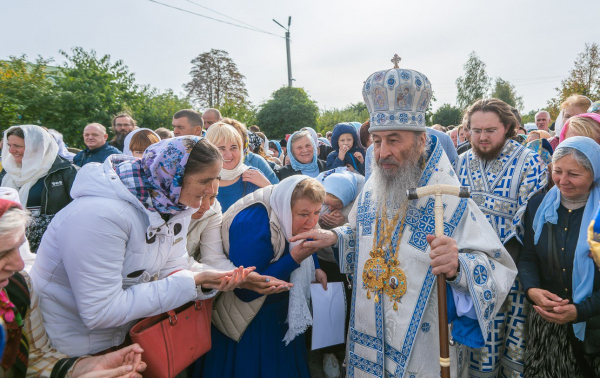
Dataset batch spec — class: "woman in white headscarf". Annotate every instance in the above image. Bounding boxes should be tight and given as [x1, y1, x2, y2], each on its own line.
[0, 125, 78, 251]
[199, 175, 327, 378]
[123, 128, 161, 157]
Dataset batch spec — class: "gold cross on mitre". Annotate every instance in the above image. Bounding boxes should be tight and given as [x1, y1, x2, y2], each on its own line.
[391, 54, 401, 68]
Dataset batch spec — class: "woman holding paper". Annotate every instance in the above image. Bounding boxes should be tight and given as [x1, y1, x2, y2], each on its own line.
[200, 176, 327, 378]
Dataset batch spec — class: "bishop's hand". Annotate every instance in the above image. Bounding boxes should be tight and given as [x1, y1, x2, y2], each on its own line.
[290, 229, 338, 250]
[426, 234, 459, 279]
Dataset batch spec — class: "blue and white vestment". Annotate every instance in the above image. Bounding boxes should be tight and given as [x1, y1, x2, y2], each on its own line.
[334, 137, 517, 378]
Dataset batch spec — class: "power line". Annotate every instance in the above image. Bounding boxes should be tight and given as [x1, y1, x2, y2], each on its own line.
[146, 0, 284, 39]
[181, 0, 272, 35]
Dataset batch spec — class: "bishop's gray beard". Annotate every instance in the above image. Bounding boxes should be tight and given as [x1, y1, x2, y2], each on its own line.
[370, 149, 426, 216]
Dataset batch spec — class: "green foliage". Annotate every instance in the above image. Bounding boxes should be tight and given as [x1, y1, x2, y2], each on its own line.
[547, 42, 600, 118]
[0, 48, 194, 148]
[217, 98, 258, 127]
[49, 47, 145, 146]
[456, 52, 491, 109]
[316, 102, 369, 134]
[136, 89, 194, 130]
[491, 78, 523, 111]
[432, 103, 463, 126]
[520, 109, 538, 125]
[256, 87, 319, 139]
[0, 55, 58, 128]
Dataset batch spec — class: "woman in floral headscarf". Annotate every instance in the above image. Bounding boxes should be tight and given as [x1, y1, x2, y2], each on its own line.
[30, 137, 265, 356]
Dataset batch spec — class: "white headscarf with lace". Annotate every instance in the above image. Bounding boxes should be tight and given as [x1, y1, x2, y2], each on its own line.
[1, 125, 59, 206]
[270, 175, 317, 344]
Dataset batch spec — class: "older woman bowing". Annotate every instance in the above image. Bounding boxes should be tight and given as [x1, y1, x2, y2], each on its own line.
[200, 176, 327, 378]
[30, 136, 255, 356]
[518, 136, 600, 377]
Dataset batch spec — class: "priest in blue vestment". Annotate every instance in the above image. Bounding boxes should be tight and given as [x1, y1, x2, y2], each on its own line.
[293, 57, 517, 378]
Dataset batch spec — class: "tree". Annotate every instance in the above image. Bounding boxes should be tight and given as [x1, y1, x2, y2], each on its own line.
[50, 47, 145, 146]
[316, 102, 369, 134]
[217, 98, 258, 127]
[547, 42, 600, 118]
[432, 103, 463, 126]
[256, 87, 319, 139]
[0, 55, 58, 129]
[1, 48, 198, 147]
[136, 89, 194, 130]
[491, 78, 524, 110]
[520, 109, 538, 125]
[455, 52, 491, 109]
[185, 49, 248, 108]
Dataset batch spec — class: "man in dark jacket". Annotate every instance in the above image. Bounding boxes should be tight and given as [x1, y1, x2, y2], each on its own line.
[74, 123, 121, 166]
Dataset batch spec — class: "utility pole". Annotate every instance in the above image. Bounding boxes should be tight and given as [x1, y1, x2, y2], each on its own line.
[273, 16, 293, 87]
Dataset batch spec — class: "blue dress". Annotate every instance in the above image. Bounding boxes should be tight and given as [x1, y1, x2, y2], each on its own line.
[217, 175, 260, 213]
[198, 204, 312, 378]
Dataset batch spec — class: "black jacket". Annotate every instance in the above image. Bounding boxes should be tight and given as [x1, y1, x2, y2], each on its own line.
[73, 143, 121, 167]
[108, 139, 125, 153]
[518, 193, 600, 323]
[0, 156, 78, 215]
[275, 159, 328, 181]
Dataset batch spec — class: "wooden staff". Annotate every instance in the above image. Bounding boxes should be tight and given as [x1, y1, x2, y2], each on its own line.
[407, 184, 470, 378]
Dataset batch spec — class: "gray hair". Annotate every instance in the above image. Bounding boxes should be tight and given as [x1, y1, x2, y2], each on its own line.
[535, 111, 551, 120]
[0, 207, 31, 240]
[85, 123, 107, 135]
[553, 147, 593, 173]
[290, 131, 312, 147]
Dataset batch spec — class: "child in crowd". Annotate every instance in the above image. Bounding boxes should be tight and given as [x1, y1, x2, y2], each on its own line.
[325, 123, 366, 175]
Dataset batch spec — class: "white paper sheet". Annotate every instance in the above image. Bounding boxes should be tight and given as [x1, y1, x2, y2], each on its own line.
[310, 282, 346, 350]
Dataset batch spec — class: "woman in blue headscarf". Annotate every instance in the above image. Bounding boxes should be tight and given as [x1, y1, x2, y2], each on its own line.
[518, 136, 600, 377]
[275, 130, 327, 181]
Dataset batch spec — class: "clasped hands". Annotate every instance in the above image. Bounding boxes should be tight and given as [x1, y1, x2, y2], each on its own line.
[527, 288, 578, 324]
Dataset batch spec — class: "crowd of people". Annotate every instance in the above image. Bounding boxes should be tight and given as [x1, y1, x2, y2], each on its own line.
[0, 59, 600, 378]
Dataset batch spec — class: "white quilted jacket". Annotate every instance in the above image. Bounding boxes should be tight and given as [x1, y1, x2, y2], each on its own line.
[31, 159, 218, 356]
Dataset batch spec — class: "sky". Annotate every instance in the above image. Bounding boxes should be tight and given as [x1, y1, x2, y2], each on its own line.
[2, 0, 599, 114]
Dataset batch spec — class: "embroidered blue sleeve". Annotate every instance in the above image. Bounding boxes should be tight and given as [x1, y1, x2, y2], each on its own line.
[508, 151, 547, 243]
[333, 225, 356, 274]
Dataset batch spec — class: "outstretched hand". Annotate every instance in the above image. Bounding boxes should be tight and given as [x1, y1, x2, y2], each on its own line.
[241, 273, 293, 294]
[194, 266, 256, 291]
[290, 229, 338, 250]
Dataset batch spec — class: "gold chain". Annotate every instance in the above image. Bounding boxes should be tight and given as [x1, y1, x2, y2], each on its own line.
[374, 203, 407, 256]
